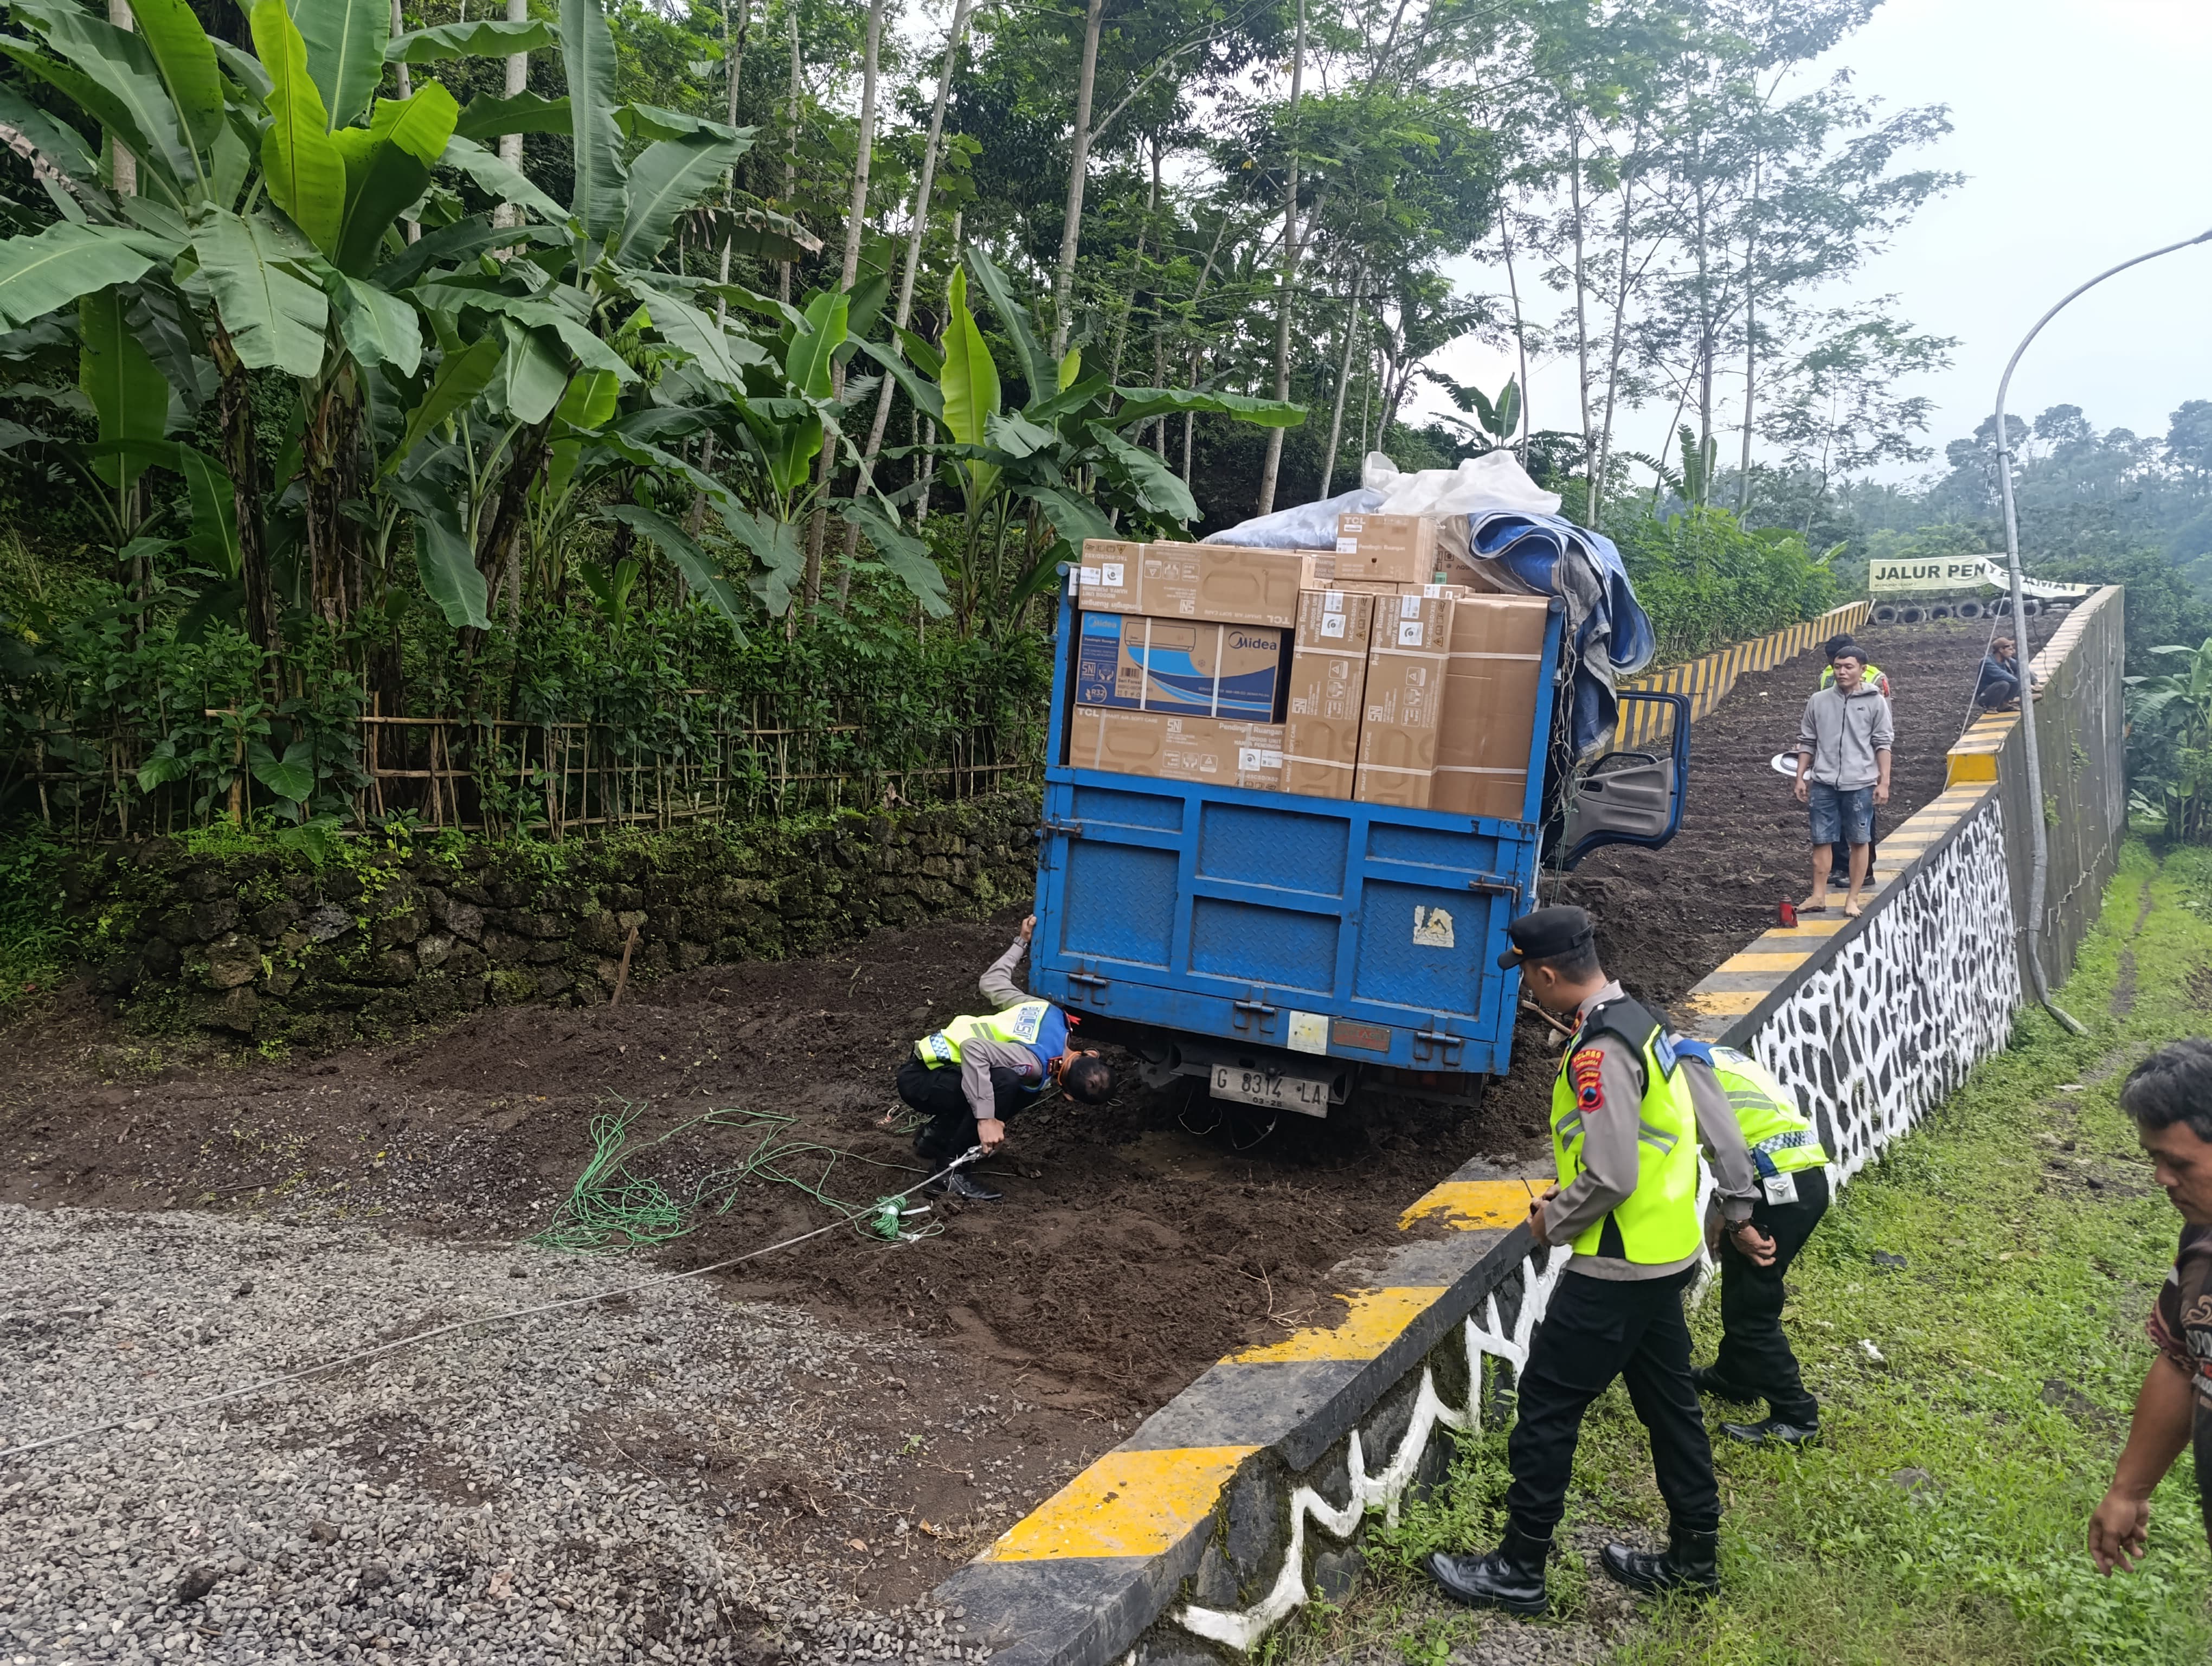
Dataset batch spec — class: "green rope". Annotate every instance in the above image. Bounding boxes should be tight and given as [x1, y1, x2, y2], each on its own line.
[530, 1102, 942, 1252]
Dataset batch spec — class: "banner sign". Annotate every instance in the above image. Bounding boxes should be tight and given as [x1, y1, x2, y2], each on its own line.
[1868, 555, 2095, 599]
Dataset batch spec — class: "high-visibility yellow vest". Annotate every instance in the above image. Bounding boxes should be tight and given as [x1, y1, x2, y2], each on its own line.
[1684, 1041, 1829, 1176]
[1549, 996, 1702, 1264]
[914, 999, 1057, 1067]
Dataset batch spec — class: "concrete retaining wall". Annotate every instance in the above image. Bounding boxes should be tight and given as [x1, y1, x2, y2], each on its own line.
[1944, 586, 2126, 993]
[937, 587, 2128, 1663]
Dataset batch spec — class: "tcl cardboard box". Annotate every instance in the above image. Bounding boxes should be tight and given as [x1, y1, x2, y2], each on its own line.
[1354, 593, 1454, 808]
[1431, 595, 1553, 820]
[1068, 707, 1285, 791]
[1076, 540, 1320, 627]
[1334, 514, 1441, 584]
[1282, 589, 1375, 799]
[1073, 612, 1289, 720]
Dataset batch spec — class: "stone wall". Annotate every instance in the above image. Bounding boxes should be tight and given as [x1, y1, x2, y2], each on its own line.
[63, 794, 1043, 1049]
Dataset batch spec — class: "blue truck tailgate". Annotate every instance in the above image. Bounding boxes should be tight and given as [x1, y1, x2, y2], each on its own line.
[1030, 581, 1566, 1087]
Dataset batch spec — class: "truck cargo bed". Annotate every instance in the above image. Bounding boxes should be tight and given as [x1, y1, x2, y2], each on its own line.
[1031, 578, 1566, 1095]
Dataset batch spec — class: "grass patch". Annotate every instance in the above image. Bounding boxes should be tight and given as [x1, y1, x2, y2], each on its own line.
[1277, 841, 2212, 1665]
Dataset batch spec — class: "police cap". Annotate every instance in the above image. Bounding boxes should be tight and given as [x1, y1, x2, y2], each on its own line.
[1496, 905, 1594, 970]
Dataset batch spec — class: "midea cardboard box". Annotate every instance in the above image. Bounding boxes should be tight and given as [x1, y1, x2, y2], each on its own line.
[1073, 612, 1289, 720]
[1076, 540, 1320, 627]
[1067, 707, 1287, 791]
[1334, 514, 1441, 584]
[1282, 588, 1375, 800]
[1354, 593, 1455, 808]
[1431, 595, 1553, 820]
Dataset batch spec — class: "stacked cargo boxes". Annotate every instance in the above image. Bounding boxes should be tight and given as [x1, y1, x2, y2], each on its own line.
[1064, 515, 1550, 818]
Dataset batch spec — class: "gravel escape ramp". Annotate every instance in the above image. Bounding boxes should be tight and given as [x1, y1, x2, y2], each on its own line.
[0, 618, 2016, 1663]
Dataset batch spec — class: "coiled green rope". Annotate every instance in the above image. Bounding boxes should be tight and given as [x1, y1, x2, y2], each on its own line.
[531, 1102, 940, 1251]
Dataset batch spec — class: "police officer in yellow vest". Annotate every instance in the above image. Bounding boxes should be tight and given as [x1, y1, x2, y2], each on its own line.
[896, 915, 1114, 1201]
[1427, 906, 1760, 1614]
[1674, 1037, 1831, 1446]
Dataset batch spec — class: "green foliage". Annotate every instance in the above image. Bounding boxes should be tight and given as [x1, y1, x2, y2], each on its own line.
[2125, 636, 2212, 842]
[1612, 506, 1840, 664]
[0, 824, 74, 1003]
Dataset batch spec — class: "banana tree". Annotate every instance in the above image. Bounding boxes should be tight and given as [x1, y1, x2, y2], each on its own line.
[860, 249, 1306, 633]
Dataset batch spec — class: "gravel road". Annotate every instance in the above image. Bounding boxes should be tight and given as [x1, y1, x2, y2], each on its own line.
[1, 1204, 987, 1664]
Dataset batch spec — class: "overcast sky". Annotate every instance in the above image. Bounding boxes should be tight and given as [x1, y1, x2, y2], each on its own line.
[1418, 0, 2212, 485]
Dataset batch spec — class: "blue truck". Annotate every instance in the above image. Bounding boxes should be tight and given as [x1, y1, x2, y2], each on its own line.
[1028, 574, 1689, 1114]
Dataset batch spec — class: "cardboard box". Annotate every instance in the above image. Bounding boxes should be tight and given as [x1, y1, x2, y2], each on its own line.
[1355, 594, 1454, 807]
[1431, 595, 1553, 821]
[1076, 540, 1320, 627]
[1072, 612, 1289, 720]
[1334, 514, 1442, 584]
[1282, 589, 1375, 799]
[1067, 707, 1285, 791]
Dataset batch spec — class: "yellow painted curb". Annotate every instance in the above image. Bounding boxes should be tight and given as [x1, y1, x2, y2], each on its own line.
[1398, 1178, 1538, 1232]
[1227, 1286, 1449, 1365]
[1714, 950, 1811, 974]
[980, 1446, 1259, 1561]
[1684, 990, 1764, 1017]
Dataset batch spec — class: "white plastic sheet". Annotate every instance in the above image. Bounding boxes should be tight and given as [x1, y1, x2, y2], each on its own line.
[1362, 448, 1562, 519]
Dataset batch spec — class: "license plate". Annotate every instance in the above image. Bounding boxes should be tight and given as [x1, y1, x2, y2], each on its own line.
[1210, 1065, 1332, 1117]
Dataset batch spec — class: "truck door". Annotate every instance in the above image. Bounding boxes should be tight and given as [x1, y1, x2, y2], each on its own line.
[1557, 690, 1689, 869]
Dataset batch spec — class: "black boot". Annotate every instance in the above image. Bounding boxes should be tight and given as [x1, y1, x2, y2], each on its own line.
[1425, 1520, 1551, 1616]
[1691, 1365, 1753, 1401]
[1720, 1416, 1819, 1447]
[1599, 1525, 1720, 1597]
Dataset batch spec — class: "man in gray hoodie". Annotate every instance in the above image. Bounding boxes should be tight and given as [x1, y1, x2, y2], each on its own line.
[1794, 647, 1893, 917]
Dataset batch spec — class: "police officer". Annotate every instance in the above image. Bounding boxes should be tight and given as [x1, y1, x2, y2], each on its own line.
[1426, 906, 1756, 1613]
[896, 915, 1114, 1201]
[1675, 1037, 1831, 1446]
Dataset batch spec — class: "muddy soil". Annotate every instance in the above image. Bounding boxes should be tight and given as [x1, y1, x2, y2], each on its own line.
[0, 613, 2029, 1603]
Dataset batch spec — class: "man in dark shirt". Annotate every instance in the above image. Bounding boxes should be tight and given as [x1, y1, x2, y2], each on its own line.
[1973, 636, 2025, 712]
[2091, 1040, 2212, 1574]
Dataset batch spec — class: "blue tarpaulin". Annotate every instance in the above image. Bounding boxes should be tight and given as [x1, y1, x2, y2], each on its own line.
[1204, 488, 1656, 762]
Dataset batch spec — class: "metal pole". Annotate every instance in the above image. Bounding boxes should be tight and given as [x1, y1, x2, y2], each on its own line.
[1991, 225, 2212, 1033]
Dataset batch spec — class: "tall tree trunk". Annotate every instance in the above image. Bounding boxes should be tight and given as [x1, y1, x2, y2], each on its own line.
[212, 328, 277, 671]
[779, 3, 799, 305]
[1050, 0, 1107, 357]
[724, 0, 747, 127]
[1591, 164, 1638, 531]
[1736, 162, 1760, 514]
[1500, 213, 1530, 463]
[1178, 212, 1232, 485]
[1317, 264, 1365, 498]
[390, 0, 421, 239]
[1252, 0, 1306, 518]
[106, 0, 136, 197]
[814, 0, 885, 609]
[1566, 118, 1591, 487]
[840, 0, 973, 562]
[493, 0, 528, 228]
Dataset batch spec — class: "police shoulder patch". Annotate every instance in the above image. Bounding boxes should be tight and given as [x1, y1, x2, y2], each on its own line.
[1651, 1030, 1678, 1075]
[1570, 1046, 1605, 1109]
